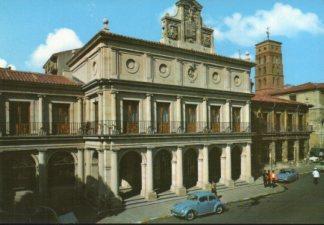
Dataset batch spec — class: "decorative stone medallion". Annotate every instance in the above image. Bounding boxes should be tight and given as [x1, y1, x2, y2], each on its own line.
[212, 71, 221, 84]
[126, 58, 139, 74]
[187, 64, 198, 83]
[158, 63, 170, 78]
[234, 75, 241, 86]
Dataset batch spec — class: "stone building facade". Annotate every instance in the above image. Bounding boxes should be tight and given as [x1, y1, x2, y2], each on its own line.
[251, 38, 312, 175]
[0, 0, 256, 212]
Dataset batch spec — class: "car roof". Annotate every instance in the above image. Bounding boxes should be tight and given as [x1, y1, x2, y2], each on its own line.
[189, 191, 213, 197]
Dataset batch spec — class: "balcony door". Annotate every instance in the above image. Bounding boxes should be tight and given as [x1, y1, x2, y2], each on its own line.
[52, 103, 70, 135]
[94, 102, 99, 133]
[287, 114, 293, 131]
[9, 102, 30, 135]
[232, 107, 241, 132]
[185, 104, 196, 133]
[210, 106, 220, 132]
[298, 115, 304, 131]
[157, 102, 170, 134]
[275, 113, 281, 132]
[123, 100, 139, 134]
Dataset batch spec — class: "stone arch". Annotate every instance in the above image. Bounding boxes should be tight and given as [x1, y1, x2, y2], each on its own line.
[48, 151, 76, 210]
[119, 150, 142, 198]
[2, 152, 37, 210]
[183, 148, 198, 189]
[209, 146, 222, 183]
[153, 149, 172, 193]
[231, 145, 242, 181]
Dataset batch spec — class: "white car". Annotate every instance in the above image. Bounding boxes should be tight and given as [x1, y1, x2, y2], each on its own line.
[309, 156, 320, 162]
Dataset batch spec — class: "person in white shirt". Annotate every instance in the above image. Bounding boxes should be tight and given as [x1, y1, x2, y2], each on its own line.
[312, 168, 320, 185]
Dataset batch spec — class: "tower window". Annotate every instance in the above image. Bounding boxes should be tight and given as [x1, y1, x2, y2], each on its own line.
[263, 78, 267, 86]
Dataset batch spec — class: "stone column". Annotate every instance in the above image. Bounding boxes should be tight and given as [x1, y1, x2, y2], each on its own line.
[175, 146, 186, 196]
[110, 150, 119, 197]
[48, 102, 52, 134]
[146, 148, 157, 200]
[240, 146, 247, 181]
[85, 97, 90, 122]
[98, 149, 104, 197]
[38, 95, 44, 133]
[176, 96, 182, 133]
[244, 143, 254, 183]
[140, 152, 147, 197]
[38, 150, 47, 204]
[223, 100, 231, 132]
[269, 141, 276, 167]
[111, 91, 117, 133]
[219, 146, 227, 184]
[98, 92, 103, 135]
[294, 140, 300, 165]
[77, 97, 83, 124]
[202, 145, 209, 189]
[5, 100, 9, 135]
[77, 149, 84, 183]
[197, 148, 204, 188]
[146, 94, 152, 133]
[202, 98, 208, 132]
[84, 149, 92, 185]
[304, 139, 310, 159]
[245, 100, 251, 132]
[170, 150, 177, 192]
[282, 140, 288, 163]
[225, 145, 234, 187]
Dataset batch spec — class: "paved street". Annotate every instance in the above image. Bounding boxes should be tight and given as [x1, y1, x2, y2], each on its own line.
[149, 173, 324, 224]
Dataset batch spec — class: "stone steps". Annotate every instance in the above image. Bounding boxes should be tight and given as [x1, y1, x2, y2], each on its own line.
[234, 180, 249, 187]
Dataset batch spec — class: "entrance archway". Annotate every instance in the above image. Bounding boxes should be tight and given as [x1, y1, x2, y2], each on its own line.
[231, 146, 242, 181]
[48, 151, 75, 211]
[209, 147, 222, 183]
[183, 148, 198, 189]
[154, 149, 172, 193]
[2, 152, 36, 210]
[119, 151, 141, 199]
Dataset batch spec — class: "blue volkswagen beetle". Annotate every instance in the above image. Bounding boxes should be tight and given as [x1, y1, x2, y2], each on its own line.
[276, 169, 299, 182]
[171, 191, 224, 220]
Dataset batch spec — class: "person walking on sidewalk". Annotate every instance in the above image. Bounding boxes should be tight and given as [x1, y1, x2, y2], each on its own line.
[211, 181, 218, 197]
[312, 168, 320, 185]
[262, 170, 268, 187]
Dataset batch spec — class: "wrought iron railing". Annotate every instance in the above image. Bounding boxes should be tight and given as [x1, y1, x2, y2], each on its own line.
[253, 122, 313, 134]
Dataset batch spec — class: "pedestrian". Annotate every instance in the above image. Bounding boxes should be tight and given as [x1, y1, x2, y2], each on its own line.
[262, 170, 268, 187]
[312, 168, 320, 185]
[211, 180, 217, 197]
[267, 170, 271, 188]
[271, 170, 277, 188]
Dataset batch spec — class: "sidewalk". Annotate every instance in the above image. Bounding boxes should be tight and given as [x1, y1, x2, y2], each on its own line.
[98, 163, 313, 224]
[98, 181, 284, 224]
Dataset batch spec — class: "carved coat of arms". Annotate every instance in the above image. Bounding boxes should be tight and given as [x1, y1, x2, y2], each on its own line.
[185, 6, 198, 43]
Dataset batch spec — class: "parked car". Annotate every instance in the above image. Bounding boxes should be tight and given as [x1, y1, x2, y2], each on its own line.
[309, 155, 320, 163]
[276, 169, 299, 183]
[314, 161, 324, 172]
[170, 191, 224, 220]
[309, 148, 324, 162]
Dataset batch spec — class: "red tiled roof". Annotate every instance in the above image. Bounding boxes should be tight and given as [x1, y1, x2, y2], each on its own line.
[271, 82, 324, 95]
[0, 68, 81, 86]
[252, 92, 308, 106]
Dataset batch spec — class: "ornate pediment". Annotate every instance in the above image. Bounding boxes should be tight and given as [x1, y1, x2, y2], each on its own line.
[161, 0, 215, 54]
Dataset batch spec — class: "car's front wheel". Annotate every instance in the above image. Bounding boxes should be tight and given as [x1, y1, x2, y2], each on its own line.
[215, 205, 223, 214]
[186, 210, 195, 220]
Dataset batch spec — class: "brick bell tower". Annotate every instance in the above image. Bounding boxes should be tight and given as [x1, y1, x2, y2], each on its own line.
[255, 29, 284, 92]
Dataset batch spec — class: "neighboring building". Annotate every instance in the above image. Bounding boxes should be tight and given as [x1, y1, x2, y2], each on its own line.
[271, 83, 324, 149]
[0, 0, 255, 212]
[251, 38, 312, 176]
[43, 49, 80, 75]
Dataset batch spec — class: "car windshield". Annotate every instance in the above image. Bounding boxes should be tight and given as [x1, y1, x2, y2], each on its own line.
[320, 162, 324, 165]
[280, 169, 289, 173]
[187, 194, 198, 201]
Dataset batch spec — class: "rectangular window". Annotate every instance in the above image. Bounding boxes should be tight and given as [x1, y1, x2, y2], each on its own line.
[275, 113, 281, 132]
[52, 103, 70, 135]
[209, 195, 216, 201]
[298, 115, 304, 131]
[123, 100, 139, 134]
[232, 107, 241, 132]
[210, 106, 220, 132]
[9, 101, 30, 135]
[287, 114, 293, 132]
[157, 102, 170, 134]
[185, 104, 197, 133]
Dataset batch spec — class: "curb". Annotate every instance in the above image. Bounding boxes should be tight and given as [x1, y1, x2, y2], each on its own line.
[138, 186, 286, 224]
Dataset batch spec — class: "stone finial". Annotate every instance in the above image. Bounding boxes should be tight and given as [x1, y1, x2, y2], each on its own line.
[103, 18, 109, 31]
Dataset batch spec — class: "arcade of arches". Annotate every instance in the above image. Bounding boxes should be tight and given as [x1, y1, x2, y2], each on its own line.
[0, 143, 254, 210]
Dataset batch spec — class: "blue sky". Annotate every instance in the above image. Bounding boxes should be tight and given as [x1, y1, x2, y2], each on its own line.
[0, 0, 323, 85]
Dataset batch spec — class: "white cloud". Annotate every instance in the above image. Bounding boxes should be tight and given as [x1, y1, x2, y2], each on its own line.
[160, 5, 177, 19]
[212, 3, 324, 46]
[0, 58, 16, 70]
[27, 28, 83, 70]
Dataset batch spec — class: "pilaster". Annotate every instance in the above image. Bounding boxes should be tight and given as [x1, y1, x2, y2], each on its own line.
[146, 147, 157, 200]
[175, 146, 186, 196]
[38, 149, 47, 204]
[282, 140, 288, 163]
[294, 140, 300, 165]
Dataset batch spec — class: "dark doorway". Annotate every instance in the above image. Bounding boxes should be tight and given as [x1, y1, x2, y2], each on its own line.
[9, 102, 30, 135]
[154, 150, 171, 193]
[157, 103, 170, 134]
[209, 147, 222, 183]
[183, 149, 198, 188]
[231, 146, 242, 181]
[123, 101, 139, 134]
[119, 151, 141, 199]
[185, 105, 197, 133]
